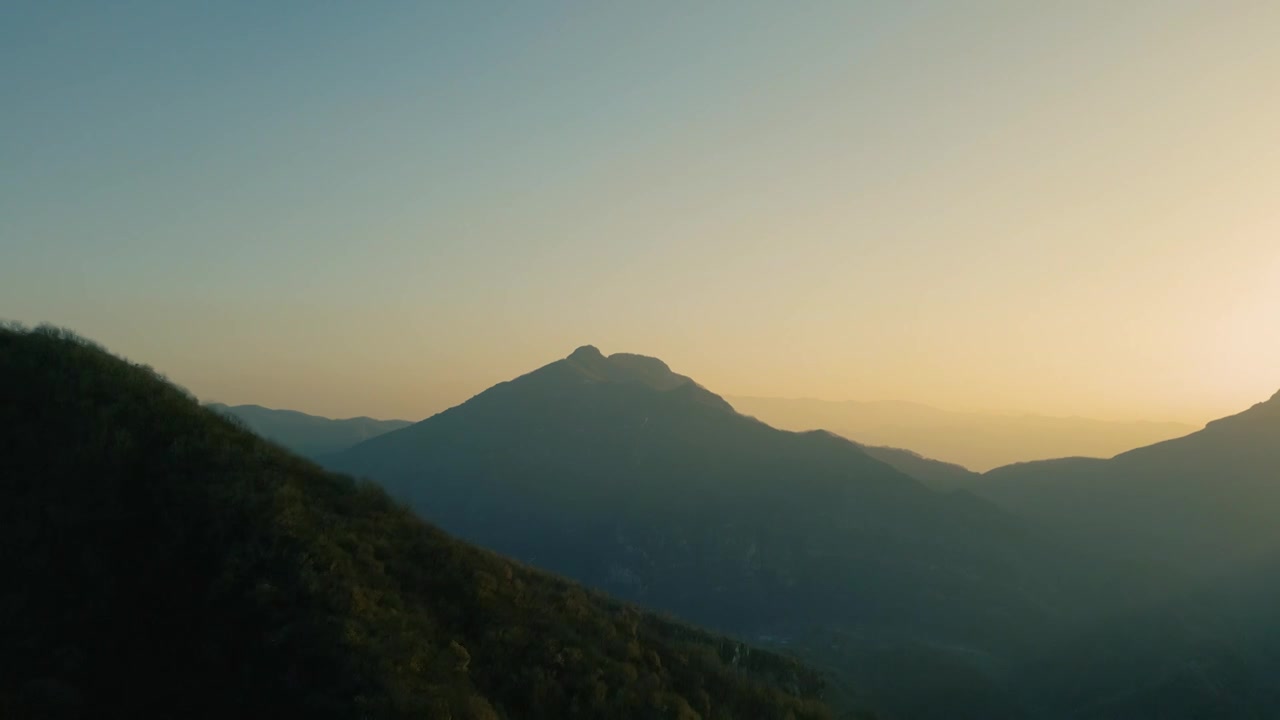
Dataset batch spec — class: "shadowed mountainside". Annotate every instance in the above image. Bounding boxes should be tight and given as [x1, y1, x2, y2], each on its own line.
[328, 345, 1187, 717]
[976, 389, 1280, 578]
[0, 325, 841, 720]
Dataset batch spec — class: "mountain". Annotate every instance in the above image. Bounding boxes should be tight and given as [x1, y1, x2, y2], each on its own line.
[853, 444, 981, 492]
[975, 390, 1280, 578]
[207, 403, 412, 457]
[727, 396, 1195, 472]
[0, 325, 839, 720]
[218, 396, 985, 498]
[328, 345, 1167, 717]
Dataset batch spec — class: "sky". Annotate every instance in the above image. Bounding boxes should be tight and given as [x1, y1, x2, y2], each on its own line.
[3, 1, 1279, 423]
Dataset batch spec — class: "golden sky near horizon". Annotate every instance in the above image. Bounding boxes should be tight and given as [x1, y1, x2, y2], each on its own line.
[3, 2, 1279, 424]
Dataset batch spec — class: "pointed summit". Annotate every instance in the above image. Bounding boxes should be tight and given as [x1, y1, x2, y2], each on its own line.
[563, 344, 626, 383]
[568, 344, 605, 361]
[558, 346, 698, 393]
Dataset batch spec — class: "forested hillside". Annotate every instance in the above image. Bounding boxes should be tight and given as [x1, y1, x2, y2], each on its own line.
[0, 325, 841, 720]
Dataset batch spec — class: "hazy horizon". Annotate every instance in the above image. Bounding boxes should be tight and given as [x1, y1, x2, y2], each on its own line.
[5, 2, 1279, 425]
[0, 332, 1260, 430]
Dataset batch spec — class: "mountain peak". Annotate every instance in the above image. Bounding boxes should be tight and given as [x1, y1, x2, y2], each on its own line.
[562, 345, 622, 384]
[607, 352, 691, 391]
[607, 352, 671, 372]
[568, 344, 605, 361]
[558, 346, 695, 392]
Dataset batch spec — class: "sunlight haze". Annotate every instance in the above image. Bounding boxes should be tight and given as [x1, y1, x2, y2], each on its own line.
[4, 1, 1278, 425]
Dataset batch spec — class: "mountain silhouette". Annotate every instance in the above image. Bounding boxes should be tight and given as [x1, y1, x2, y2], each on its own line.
[206, 402, 413, 457]
[329, 346, 1155, 716]
[0, 325, 838, 720]
[727, 396, 1195, 472]
[977, 389, 1280, 578]
[853, 443, 982, 491]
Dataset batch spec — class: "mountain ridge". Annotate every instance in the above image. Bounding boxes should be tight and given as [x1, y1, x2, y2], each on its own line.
[208, 402, 409, 425]
[329, 345, 1158, 717]
[976, 386, 1280, 578]
[1, 324, 839, 720]
[206, 402, 413, 458]
[727, 395, 1197, 471]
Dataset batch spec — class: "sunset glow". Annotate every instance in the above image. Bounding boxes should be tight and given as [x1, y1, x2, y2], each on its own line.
[4, 2, 1278, 424]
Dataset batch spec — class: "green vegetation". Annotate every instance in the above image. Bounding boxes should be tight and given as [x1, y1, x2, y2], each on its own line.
[0, 325, 836, 720]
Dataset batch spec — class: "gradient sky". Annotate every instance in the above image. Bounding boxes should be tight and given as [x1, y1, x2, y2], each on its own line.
[3, 1, 1278, 423]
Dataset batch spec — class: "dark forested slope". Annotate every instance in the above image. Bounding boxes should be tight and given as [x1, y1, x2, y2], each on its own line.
[0, 325, 837, 720]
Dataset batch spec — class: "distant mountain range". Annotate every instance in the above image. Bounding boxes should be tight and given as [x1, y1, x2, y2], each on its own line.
[207, 403, 412, 457]
[727, 396, 1196, 472]
[324, 345, 1259, 717]
[2, 325, 839, 719]
[206, 401, 983, 495]
[974, 389, 1280, 578]
[170, 344, 1280, 718]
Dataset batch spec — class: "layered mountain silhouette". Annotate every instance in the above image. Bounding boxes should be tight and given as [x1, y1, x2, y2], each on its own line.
[328, 345, 1177, 716]
[207, 403, 413, 457]
[0, 326, 839, 720]
[976, 389, 1280, 578]
[727, 396, 1195, 472]
[853, 444, 981, 492]
[32, 328, 1275, 718]
[331, 346, 1078, 630]
[218, 400, 984, 495]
